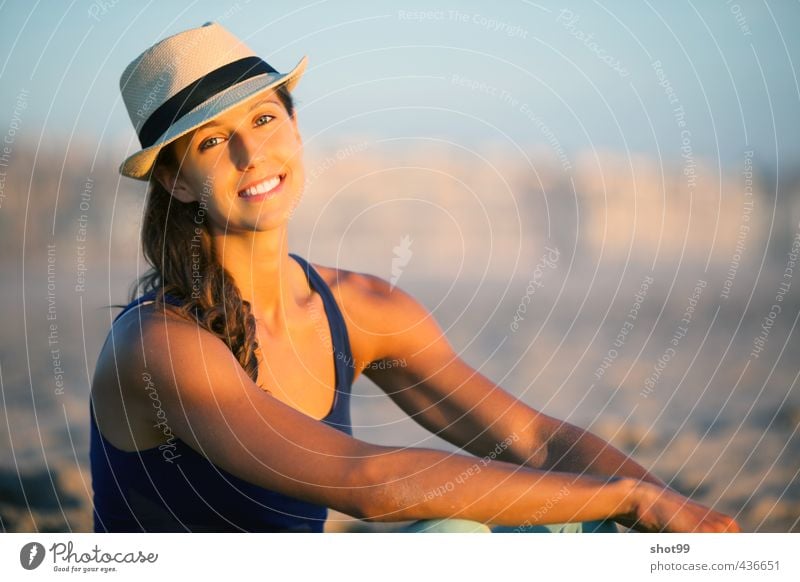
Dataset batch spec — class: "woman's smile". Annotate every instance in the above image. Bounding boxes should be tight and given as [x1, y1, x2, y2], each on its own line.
[237, 173, 286, 201]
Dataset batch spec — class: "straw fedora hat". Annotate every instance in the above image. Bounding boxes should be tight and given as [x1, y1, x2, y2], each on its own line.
[119, 22, 307, 180]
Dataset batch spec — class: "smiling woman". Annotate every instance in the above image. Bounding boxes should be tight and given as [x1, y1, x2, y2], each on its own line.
[89, 21, 741, 533]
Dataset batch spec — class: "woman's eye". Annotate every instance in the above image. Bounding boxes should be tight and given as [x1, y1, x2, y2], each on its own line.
[198, 114, 274, 151]
[199, 136, 223, 151]
[255, 114, 275, 126]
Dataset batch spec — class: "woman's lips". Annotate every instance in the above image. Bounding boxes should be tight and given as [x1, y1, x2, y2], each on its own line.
[238, 174, 285, 201]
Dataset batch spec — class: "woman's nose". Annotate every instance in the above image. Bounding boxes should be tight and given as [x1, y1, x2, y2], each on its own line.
[231, 130, 266, 170]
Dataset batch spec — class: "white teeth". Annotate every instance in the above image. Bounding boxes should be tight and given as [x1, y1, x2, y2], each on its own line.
[241, 176, 281, 197]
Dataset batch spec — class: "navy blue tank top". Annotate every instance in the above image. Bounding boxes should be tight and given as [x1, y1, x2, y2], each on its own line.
[90, 253, 354, 532]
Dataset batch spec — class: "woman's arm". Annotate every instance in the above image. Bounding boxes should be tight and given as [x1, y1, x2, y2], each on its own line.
[528, 416, 668, 487]
[367, 351, 666, 487]
[356, 276, 666, 486]
[111, 305, 735, 531]
[357, 448, 733, 531]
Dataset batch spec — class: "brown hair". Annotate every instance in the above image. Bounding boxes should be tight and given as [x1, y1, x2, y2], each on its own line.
[127, 83, 296, 383]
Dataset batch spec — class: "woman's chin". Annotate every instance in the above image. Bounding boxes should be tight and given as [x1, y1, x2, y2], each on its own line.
[247, 212, 294, 233]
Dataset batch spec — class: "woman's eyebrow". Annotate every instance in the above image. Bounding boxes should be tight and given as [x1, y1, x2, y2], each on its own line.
[247, 97, 281, 111]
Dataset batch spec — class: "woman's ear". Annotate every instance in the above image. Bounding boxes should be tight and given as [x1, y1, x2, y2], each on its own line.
[153, 162, 194, 203]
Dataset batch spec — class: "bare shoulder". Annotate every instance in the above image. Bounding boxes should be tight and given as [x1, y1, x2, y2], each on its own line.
[107, 301, 227, 378]
[310, 262, 452, 365]
[310, 262, 412, 326]
[90, 301, 202, 449]
[104, 301, 197, 358]
[311, 262, 388, 301]
[93, 301, 189, 384]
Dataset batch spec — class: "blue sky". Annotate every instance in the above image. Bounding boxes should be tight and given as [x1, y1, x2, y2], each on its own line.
[1, 0, 798, 165]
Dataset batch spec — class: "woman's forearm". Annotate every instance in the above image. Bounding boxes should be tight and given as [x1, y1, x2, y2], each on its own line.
[356, 444, 637, 526]
[533, 420, 666, 487]
[472, 413, 666, 487]
[426, 391, 667, 488]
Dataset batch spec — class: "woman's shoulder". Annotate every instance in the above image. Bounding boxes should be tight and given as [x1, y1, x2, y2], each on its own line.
[91, 300, 197, 450]
[311, 262, 384, 297]
[92, 299, 203, 400]
[310, 261, 409, 319]
[101, 297, 194, 358]
[309, 262, 439, 366]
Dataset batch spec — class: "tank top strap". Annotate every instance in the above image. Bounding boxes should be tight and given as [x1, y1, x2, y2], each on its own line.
[289, 253, 355, 434]
[112, 290, 185, 325]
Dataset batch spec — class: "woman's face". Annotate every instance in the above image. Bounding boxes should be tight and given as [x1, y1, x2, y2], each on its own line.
[156, 87, 304, 235]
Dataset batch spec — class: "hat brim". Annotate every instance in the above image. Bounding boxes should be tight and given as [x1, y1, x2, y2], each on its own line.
[119, 55, 307, 181]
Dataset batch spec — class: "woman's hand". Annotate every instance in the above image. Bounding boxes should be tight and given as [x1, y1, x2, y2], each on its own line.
[619, 481, 741, 532]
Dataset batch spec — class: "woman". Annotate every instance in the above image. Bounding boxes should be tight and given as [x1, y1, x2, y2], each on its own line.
[89, 22, 740, 533]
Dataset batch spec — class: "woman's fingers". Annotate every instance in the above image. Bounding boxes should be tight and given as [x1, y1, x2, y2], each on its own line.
[629, 483, 741, 532]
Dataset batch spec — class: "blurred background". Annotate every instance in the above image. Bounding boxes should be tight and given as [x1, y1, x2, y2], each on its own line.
[0, 0, 798, 532]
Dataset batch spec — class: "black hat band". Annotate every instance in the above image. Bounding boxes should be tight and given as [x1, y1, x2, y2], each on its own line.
[138, 56, 277, 148]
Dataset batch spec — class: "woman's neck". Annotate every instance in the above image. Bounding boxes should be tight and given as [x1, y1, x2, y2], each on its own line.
[209, 225, 311, 337]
